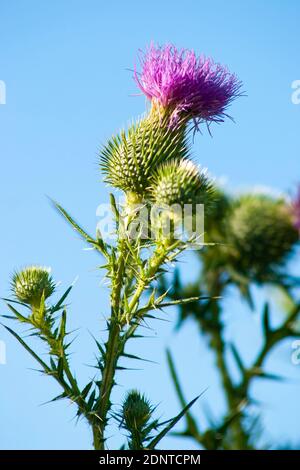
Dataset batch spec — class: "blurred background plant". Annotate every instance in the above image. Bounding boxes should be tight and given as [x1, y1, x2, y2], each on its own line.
[2, 43, 245, 450]
[161, 187, 300, 449]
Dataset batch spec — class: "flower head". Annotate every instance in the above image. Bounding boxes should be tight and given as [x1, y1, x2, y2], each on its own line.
[291, 185, 300, 233]
[100, 116, 188, 196]
[122, 390, 152, 432]
[11, 265, 55, 307]
[226, 195, 298, 280]
[134, 43, 242, 127]
[150, 158, 215, 208]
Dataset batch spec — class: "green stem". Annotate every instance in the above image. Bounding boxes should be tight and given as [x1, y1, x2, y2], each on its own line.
[210, 324, 249, 449]
[94, 235, 128, 449]
[126, 240, 180, 321]
[96, 320, 122, 449]
[94, 237, 180, 448]
[205, 276, 250, 449]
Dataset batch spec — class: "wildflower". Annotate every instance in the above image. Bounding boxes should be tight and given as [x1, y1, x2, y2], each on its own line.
[134, 43, 242, 128]
[12, 266, 55, 308]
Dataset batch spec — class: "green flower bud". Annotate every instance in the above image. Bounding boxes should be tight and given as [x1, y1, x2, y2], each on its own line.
[226, 195, 298, 279]
[150, 158, 215, 208]
[11, 266, 55, 308]
[122, 390, 152, 432]
[99, 116, 188, 197]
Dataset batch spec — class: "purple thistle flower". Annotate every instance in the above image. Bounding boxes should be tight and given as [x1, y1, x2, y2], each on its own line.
[291, 185, 300, 233]
[134, 43, 242, 128]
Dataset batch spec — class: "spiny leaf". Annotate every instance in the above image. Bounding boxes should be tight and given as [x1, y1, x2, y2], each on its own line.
[50, 286, 73, 313]
[59, 310, 67, 341]
[110, 193, 120, 225]
[81, 381, 94, 400]
[87, 390, 96, 410]
[50, 357, 57, 371]
[2, 324, 51, 372]
[148, 395, 200, 449]
[2, 298, 31, 309]
[166, 350, 199, 436]
[5, 303, 30, 323]
[48, 392, 68, 403]
[52, 199, 107, 254]
[157, 295, 215, 310]
[252, 368, 286, 382]
[122, 352, 157, 364]
[57, 357, 64, 379]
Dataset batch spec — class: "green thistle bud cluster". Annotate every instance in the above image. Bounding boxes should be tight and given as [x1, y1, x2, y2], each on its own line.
[11, 266, 55, 308]
[150, 159, 214, 208]
[226, 195, 298, 279]
[122, 390, 152, 432]
[100, 116, 188, 198]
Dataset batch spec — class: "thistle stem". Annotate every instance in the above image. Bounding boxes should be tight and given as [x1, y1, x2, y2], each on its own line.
[96, 320, 122, 449]
[94, 233, 127, 449]
[205, 275, 250, 449]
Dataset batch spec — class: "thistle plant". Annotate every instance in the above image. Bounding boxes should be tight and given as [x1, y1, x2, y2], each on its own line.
[2, 43, 241, 450]
[161, 189, 300, 449]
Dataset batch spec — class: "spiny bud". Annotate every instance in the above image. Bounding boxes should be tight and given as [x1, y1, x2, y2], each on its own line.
[122, 390, 152, 432]
[99, 116, 188, 197]
[11, 266, 55, 308]
[150, 158, 215, 208]
[226, 195, 299, 279]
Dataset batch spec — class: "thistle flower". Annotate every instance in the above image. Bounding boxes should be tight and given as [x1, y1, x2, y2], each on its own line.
[226, 195, 298, 279]
[291, 185, 300, 233]
[150, 158, 215, 208]
[122, 390, 152, 432]
[100, 116, 188, 197]
[134, 43, 242, 127]
[11, 266, 55, 308]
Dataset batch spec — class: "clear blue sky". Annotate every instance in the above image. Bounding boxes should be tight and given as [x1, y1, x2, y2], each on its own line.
[0, 0, 299, 449]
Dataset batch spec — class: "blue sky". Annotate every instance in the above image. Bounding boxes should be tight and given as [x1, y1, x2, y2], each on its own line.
[0, 0, 299, 449]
